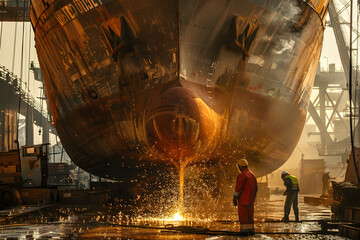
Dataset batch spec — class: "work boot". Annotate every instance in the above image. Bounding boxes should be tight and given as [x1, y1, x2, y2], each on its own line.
[281, 216, 289, 222]
[295, 216, 299, 222]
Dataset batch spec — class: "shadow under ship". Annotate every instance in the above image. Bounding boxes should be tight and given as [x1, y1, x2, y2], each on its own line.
[30, 0, 329, 184]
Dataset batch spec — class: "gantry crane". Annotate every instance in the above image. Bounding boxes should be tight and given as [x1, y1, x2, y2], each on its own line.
[307, 0, 360, 156]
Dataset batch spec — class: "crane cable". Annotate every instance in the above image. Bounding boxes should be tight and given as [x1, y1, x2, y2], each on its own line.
[348, 0, 360, 185]
[0, 20, 3, 50]
[27, 15, 31, 92]
[11, 22, 17, 73]
[25, 6, 32, 145]
[20, 2, 26, 92]
[10, 17, 17, 143]
[16, 0, 27, 149]
[356, 0, 359, 142]
[0, 0, 3, 50]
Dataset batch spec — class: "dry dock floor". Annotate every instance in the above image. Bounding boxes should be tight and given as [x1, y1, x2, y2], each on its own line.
[0, 194, 348, 239]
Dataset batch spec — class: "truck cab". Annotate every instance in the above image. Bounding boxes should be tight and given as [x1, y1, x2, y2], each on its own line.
[0, 143, 52, 208]
[20, 144, 49, 188]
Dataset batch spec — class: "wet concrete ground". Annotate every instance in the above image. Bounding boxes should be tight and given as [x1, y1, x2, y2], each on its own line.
[0, 194, 348, 239]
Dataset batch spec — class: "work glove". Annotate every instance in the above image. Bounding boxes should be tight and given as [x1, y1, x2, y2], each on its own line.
[233, 196, 238, 207]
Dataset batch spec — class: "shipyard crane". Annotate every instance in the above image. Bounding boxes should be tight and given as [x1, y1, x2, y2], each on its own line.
[306, 0, 360, 158]
[325, 0, 360, 184]
[329, 0, 360, 140]
[329, 0, 360, 103]
[328, 0, 351, 79]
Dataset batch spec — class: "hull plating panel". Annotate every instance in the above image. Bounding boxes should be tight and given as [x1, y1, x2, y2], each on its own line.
[30, 0, 328, 179]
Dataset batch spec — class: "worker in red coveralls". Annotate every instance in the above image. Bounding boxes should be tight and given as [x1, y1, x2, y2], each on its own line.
[233, 158, 257, 235]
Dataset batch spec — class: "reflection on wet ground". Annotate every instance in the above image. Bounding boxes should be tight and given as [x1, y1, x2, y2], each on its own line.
[0, 194, 348, 239]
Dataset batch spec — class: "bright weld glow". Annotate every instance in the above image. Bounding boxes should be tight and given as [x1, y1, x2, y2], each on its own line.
[132, 211, 217, 224]
[172, 212, 183, 221]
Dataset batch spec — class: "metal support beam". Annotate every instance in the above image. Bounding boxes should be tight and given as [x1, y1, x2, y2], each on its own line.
[319, 83, 327, 143]
[25, 107, 33, 145]
[325, 90, 348, 132]
[0, 0, 30, 22]
[42, 122, 49, 143]
[0, 108, 4, 151]
[328, 0, 350, 80]
[308, 101, 334, 144]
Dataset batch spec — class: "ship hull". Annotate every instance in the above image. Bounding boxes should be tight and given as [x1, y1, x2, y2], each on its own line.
[30, 0, 328, 179]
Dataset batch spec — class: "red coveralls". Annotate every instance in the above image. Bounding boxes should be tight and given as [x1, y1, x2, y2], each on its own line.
[234, 168, 257, 233]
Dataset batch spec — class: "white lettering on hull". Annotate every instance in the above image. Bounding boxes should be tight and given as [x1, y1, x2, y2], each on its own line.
[55, 0, 103, 25]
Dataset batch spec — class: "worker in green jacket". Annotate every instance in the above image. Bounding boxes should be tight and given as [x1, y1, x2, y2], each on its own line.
[281, 171, 300, 221]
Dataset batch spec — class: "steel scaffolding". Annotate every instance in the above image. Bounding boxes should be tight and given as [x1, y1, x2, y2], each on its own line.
[0, 0, 29, 22]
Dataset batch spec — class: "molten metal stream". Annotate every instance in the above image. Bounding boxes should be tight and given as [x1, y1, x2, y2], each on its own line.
[179, 163, 186, 214]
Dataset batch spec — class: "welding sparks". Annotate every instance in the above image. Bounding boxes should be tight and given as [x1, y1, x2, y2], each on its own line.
[172, 212, 183, 221]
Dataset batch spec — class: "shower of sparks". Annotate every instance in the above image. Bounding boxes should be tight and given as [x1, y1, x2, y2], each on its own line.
[172, 211, 183, 221]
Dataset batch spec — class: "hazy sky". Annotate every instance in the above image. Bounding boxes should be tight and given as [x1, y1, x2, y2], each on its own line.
[321, 27, 343, 71]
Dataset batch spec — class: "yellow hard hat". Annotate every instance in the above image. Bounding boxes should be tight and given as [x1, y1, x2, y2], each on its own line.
[237, 158, 248, 167]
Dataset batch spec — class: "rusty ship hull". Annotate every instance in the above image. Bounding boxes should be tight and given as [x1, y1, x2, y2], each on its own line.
[30, 0, 329, 181]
